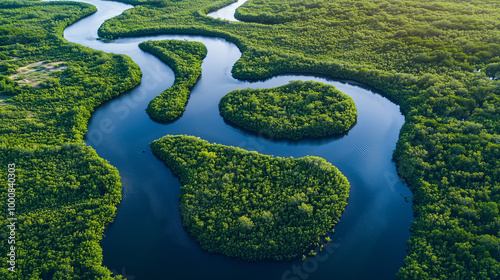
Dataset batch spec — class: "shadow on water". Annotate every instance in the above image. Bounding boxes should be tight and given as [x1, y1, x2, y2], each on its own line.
[221, 117, 353, 146]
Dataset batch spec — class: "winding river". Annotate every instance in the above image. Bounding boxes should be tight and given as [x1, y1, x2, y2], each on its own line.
[51, 0, 414, 279]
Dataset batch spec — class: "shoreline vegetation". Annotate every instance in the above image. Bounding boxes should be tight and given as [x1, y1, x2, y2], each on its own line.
[150, 135, 349, 261]
[219, 80, 357, 140]
[100, 0, 500, 278]
[0, 1, 141, 278]
[139, 40, 207, 122]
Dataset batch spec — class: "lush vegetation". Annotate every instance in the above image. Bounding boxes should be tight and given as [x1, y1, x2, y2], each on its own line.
[139, 40, 206, 122]
[394, 118, 500, 279]
[1, 144, 122, 279]
[0, 1, 141, 278]
[219, 80, 356, 140]
[99, 0, 500, 278]
[150, 135, 349, 261]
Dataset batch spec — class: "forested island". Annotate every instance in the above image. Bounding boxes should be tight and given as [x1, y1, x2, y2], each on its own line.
[139, 40, 206, 122]
[150, 135, 349, 261]
[219, 80, 357, 140]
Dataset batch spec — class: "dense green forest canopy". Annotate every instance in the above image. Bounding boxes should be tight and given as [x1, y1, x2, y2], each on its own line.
[1, 144, 123, 279]
[139, 39, 206, 122]
[219, 80, 357, 140]
[150, 135, 350, 261]
[100, 0, 500, 278]
[0, 1, 141, 278]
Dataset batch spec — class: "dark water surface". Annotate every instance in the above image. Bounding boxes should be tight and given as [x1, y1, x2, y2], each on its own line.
[50, 0, 414, 279]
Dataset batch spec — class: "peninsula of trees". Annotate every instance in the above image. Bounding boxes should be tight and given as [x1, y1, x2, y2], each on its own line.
[150, 135, 350, 261]
[139, 40, 206, 122]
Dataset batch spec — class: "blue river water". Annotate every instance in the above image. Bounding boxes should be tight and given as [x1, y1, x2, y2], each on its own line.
[49, 0, 414, 279]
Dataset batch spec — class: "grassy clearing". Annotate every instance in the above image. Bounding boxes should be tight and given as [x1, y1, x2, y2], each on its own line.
[9, 61, 67, 87]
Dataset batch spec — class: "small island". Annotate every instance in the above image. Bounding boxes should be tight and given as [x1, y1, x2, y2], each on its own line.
[150, 135, 350, 261]
[139, 40, 207, 122]
[219, 80, 357, 140]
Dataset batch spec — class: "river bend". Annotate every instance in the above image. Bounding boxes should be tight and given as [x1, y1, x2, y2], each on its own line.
[48, 0, 414, 279]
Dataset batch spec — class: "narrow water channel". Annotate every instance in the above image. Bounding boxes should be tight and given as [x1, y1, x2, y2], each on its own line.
[50, 0, 414, 279]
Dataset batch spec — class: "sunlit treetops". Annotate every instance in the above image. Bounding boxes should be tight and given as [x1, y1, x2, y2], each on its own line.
[139, 39, 206, 122]
[219, 80, 357, 140]
[150, 135, 350, 261]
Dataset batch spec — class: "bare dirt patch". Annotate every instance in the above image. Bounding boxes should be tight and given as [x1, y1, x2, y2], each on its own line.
[0, 97, 8, 106]
[9, 61, 67, 88]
